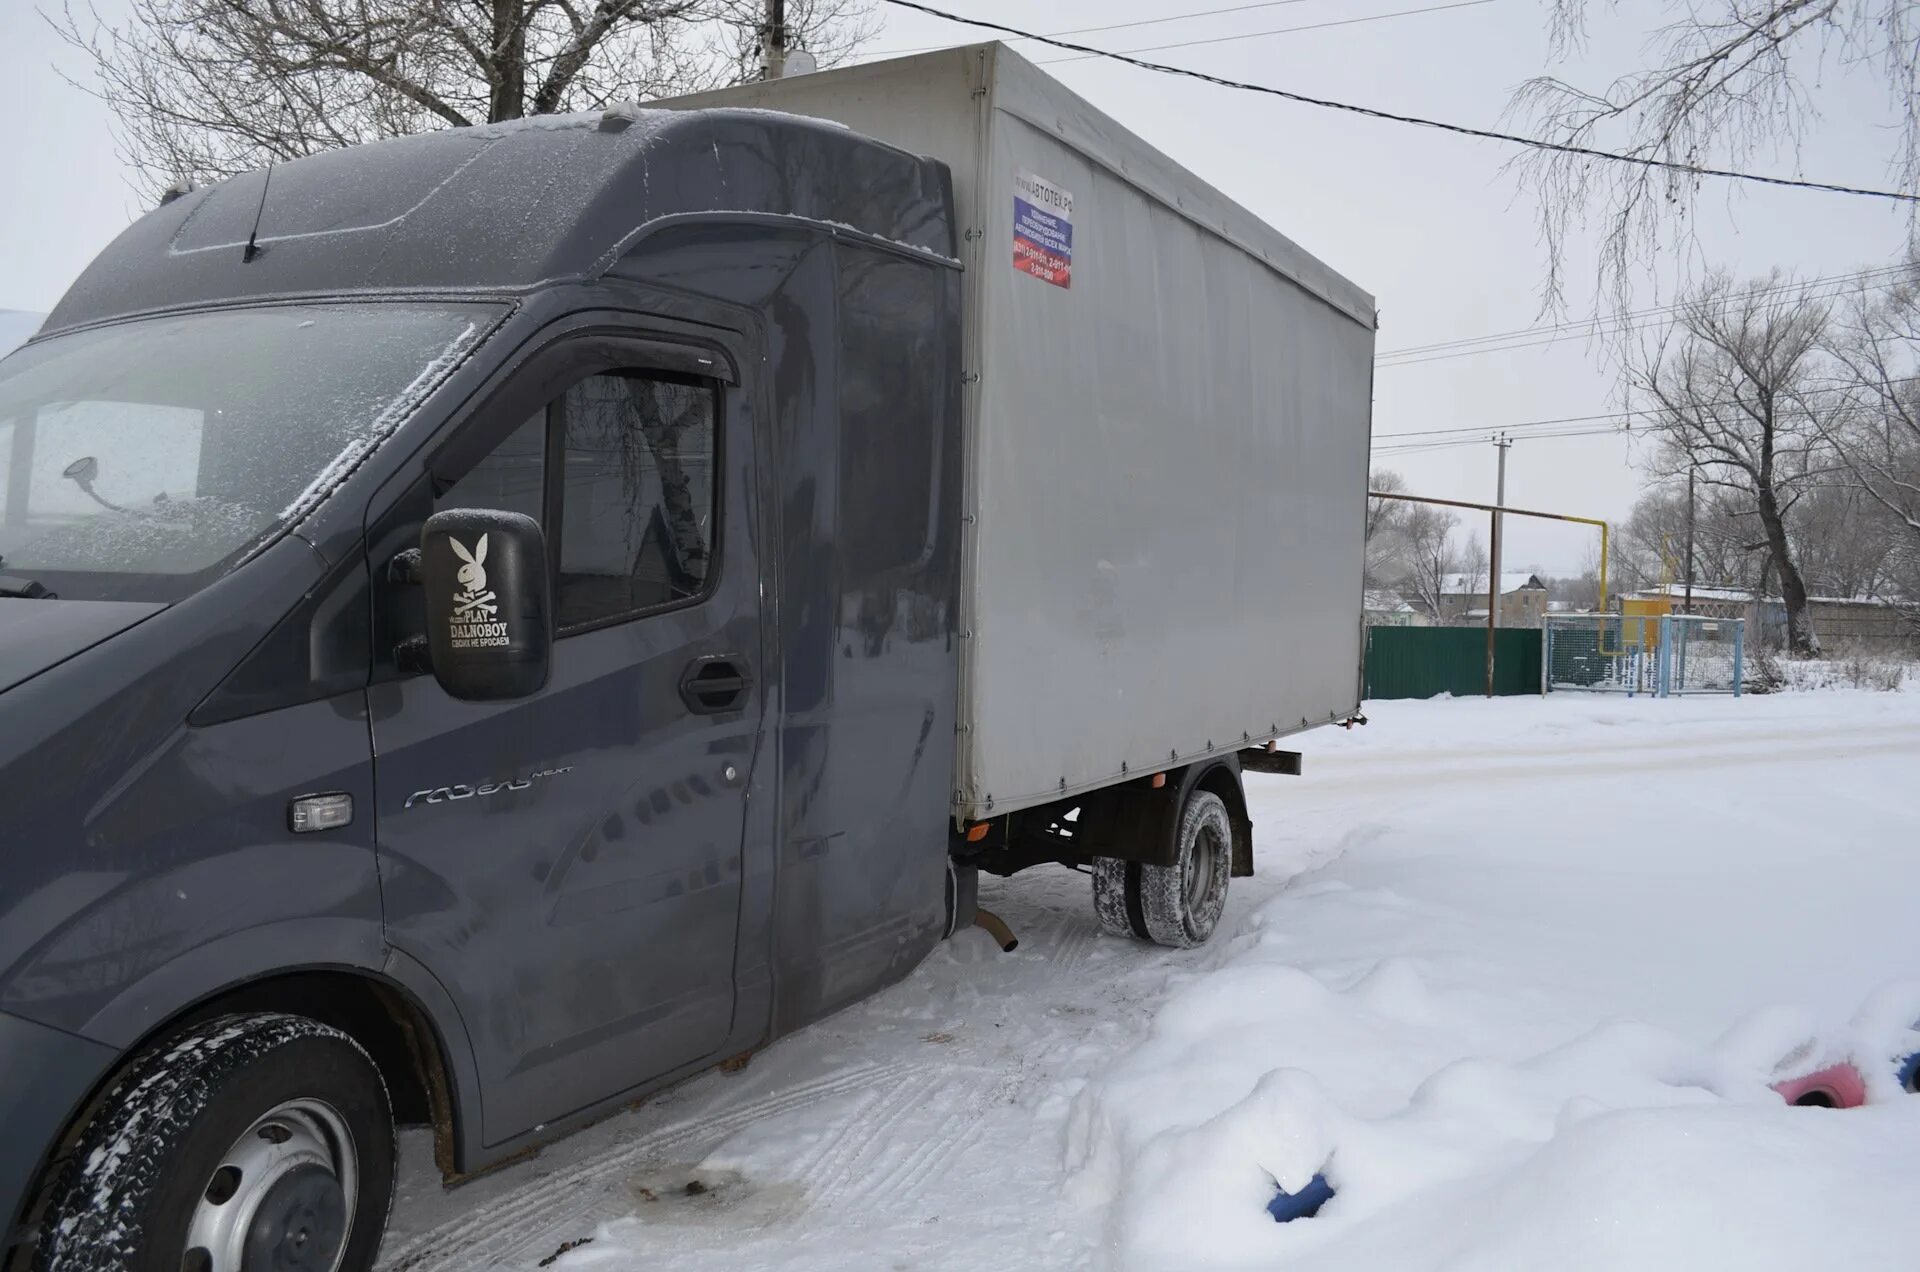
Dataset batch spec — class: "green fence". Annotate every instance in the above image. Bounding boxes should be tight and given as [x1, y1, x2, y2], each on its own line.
[1364, 625, 1542, 699]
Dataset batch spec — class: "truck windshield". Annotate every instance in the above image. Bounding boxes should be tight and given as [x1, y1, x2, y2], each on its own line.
[0, 303, 492, 602]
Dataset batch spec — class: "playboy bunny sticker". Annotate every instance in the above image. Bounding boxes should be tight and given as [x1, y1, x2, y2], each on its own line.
[447, 534, 509, 648]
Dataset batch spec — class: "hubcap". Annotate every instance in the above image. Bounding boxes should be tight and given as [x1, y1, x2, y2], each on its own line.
[183, 1099, 357, 1272]
[1185, 819, 1223, 913]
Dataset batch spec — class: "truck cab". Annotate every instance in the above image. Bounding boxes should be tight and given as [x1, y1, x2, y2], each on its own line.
[0, 106, 971, 1270]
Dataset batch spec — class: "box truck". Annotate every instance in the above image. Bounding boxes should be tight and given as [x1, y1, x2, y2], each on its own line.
[0, 43, 1372, 1270]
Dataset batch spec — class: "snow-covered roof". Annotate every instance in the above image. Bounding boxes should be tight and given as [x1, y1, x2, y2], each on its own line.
[1364, 590, 1414, 612]
[1630, 586, 1917, 608]
[1441, 571, 1545, 596]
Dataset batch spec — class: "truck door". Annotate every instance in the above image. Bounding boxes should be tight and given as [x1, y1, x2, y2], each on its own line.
[368, 340, 761, 1145]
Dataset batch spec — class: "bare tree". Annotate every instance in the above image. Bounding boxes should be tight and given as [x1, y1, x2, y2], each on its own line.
[1400, 502, 1463, 620]
[1633, 270, 1841, 654]
[1824, 255, 1920, 549]
[1453, 533, 1489, 621]
[1364, 469, 1411, 591]
[52, 0, 875, 189]
[1508, 1, 1919, 310]
[1793, 480, 1900, 597]
[1618, 480, 1769, 592]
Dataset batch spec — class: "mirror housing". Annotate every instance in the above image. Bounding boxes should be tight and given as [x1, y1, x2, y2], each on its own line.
[420, 508, 552, 701]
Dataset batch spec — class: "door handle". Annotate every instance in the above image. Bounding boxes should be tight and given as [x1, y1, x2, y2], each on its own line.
[680, 655, 752, 714]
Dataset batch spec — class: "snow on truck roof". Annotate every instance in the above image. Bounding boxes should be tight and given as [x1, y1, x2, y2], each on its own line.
[40, 106, 953, 338]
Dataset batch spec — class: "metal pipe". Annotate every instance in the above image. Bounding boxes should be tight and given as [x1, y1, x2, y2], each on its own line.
[1684, 465, 1696, 615]
[973, 908, 1018, 952]
[1368, 490, 1610, 613]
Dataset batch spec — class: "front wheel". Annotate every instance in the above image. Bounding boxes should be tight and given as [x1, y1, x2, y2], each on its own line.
[35, 1013, 394, 1272]
[1089, 788, 1233, 949]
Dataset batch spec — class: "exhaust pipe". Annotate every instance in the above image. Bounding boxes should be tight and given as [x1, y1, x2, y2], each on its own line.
[973, 908, 1018, 952]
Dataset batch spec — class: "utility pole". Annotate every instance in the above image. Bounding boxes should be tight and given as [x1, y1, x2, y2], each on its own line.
[1489, 432, 1512, 626]
[762, 0, 787, 80]
[1482, 432, 1511, 697]
[1683, 465, 1697, 615]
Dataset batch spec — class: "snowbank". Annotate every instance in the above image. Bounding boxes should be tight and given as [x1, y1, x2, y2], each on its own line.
[1066, 692, 1920, 1271]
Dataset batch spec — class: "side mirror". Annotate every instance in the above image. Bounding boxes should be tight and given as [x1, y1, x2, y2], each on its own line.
[420, 509, 552, 701]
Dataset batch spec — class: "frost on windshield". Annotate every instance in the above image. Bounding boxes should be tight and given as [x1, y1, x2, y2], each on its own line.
[0, 304, 492, 596]
[275, 318, 483, 526]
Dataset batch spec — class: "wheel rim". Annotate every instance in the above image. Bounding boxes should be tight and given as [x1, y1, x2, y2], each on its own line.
[183, 1098, 357, 1272]
[1185, 818, 1224, 915]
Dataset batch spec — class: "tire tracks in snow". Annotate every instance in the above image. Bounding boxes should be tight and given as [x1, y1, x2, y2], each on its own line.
[378, 1059, 912, 1269]
[812, 1067, 1008, 1217]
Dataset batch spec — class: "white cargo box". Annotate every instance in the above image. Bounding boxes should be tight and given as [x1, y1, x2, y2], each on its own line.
[659, 44, 1376, 821]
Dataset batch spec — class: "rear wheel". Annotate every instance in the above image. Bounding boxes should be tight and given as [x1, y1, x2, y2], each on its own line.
[35, 1013, 394, 1272]
[1140, 791, 1231, 947]
[1089, 787, 1233, 948]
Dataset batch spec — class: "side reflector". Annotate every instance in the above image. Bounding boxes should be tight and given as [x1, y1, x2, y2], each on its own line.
[1150, 773, 1166, 789]
[966, 822, 991, 843]
[290, 793, 354, 834]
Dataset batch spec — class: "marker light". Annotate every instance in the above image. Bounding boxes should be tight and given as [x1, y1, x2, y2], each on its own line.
[289, 793, 354, 833]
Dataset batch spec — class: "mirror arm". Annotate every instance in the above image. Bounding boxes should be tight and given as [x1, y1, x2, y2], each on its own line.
[387, 547, 423, 586]
[386, 548, 430, 670]
[393, 634, 433, 675]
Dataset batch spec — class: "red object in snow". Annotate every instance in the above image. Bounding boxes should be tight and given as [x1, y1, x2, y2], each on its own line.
[1771, 1062, 1868, 1108]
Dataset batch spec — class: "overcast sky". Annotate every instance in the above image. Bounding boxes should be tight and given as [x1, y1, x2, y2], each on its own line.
[2, 0, 1911, 573]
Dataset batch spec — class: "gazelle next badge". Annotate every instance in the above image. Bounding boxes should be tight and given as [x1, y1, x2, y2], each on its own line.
[405, 765, 573, 810]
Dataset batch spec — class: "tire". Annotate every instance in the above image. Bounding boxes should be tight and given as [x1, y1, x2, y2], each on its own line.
[1139, 790, 1231, 948]
[1089, 788, 1233, 948]
[1091, 856, 1139, 938]
[35, 1013, 394, 1272]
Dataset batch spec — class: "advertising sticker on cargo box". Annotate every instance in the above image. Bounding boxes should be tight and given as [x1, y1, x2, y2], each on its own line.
[1013, 171, 1073, 289]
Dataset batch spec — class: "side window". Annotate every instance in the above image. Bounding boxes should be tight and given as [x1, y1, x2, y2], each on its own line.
[435, 370, 719, 634]
[556, 374, 717, 629]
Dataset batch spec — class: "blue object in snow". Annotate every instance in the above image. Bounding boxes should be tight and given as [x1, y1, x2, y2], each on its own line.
[1267, 1173, 1335, 1222]
[1896, 1051, 1920, 1094]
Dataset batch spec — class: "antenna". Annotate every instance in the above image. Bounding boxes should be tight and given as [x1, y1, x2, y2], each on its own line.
[242, 164, 274, 263]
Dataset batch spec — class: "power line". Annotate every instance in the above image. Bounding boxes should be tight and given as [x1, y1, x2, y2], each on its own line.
[1378, 267, 1906, 364]
[1376, 268, 1911, 369]
[1376, 266, 1907, 360]
[863, 0, 1324, 59]
[1034, 1, 1499, 65]
[879, 0, 1920, 205]
[1369, 369, 1920, 451]
[1375, 425, 1628, 450]
[1372, 424, 1630, 454]
[1382, 416, 1635, 445]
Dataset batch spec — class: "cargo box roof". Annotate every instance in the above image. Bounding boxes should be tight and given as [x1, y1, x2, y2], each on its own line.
[42, 107, 954, 336]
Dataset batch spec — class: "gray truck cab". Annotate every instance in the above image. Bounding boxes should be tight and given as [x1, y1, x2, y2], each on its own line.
[0, 106, 973, 1270]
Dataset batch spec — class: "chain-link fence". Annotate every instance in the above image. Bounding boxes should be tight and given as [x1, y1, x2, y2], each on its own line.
[1543, 615, 1744, 697]
[1665, 615, 1744, 693]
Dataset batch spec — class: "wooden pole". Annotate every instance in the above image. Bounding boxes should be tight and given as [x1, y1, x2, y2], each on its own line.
[1485, 508, 1500, 697]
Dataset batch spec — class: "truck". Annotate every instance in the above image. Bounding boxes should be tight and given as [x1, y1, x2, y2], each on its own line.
[0, 42, 1373, 1271]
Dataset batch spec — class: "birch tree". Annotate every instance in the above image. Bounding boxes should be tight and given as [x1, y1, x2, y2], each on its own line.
[1508, 1, 1920, 309]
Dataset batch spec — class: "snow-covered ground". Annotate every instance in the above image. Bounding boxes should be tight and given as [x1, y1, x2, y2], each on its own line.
[378, 688, 1920, 1271]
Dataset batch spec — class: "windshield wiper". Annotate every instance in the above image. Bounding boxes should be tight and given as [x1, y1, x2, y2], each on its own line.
[0, 574, 57, 599]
